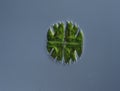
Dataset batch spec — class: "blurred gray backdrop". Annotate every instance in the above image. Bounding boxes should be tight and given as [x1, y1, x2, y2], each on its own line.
[0, 0, 119, 91]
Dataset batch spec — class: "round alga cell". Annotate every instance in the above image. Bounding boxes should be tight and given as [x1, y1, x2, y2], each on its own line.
[47, 21, 84, 64]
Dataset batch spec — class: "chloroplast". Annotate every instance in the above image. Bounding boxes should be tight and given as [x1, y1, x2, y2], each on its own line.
[47, 21, 84, 64]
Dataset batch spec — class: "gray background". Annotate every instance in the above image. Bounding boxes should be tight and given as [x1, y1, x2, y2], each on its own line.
[0, 0, 119, 91]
